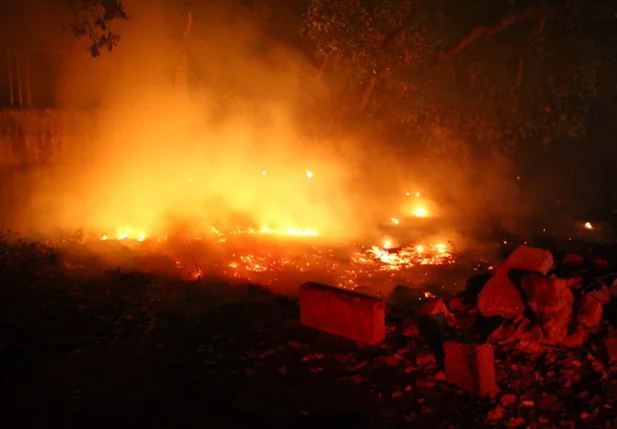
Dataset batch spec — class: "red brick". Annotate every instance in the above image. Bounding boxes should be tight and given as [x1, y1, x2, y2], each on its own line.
[443, 341, 499, 397]
[504, 245, 554, 275]
[299, 282, 386, 345]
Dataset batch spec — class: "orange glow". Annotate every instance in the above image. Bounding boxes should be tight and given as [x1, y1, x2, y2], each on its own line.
[3, 1, 471, 293]
[412, 207, 427, 217]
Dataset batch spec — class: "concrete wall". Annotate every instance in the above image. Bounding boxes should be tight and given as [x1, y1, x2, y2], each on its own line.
[0, 109, 97, 167]
[0, 109, 98, 224]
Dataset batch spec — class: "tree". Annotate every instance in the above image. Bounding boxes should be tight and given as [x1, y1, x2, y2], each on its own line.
[64, 0, 129, 56]
[303, 0, 617, 156]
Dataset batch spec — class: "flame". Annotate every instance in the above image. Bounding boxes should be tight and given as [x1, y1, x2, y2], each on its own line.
[584, 222, 593, 230]
[412, 207, 427, 217]
[87, 225, 454, 289]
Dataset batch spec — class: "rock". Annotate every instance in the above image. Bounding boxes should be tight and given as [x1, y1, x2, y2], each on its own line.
[562, 253, 584, 265]
[401, 318, 420, 337]
[604, 338, 617, 363]
[577, 292, 606, 329]
[462, 273, 492, 306]
[417, 298, 455, 324]
[443, 341, 499, 397]
[447, 296, 468, 312]
[488, 317, 530, 344]
[477, 266, 525, 319]
[521, 275, 574, 344]
[416, 298, 455, 339]
[504, 245, 554, 275]
[415, 350, 436, 367]
[478, 245, 554, 319]
[505, 417, 526, 427]
[593, 258, 609, 269]
[563, 331, 588, 348]
[500, 393, 518, 407]
[487, 405, 505, 421]
[516, 325, 544, 352]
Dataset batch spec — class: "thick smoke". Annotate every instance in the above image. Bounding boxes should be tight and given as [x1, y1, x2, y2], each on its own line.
[5, 0, 534, 255]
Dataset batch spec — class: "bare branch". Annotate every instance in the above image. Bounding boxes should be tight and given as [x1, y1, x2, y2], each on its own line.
[440, 3, 559, 61]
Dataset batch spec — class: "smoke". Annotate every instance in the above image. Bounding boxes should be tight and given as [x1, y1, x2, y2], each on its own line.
[4, 0, 537, 258]
[11, 0, 368, 242]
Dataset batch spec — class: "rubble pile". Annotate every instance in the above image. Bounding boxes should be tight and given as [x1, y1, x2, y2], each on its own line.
[402, 245, 617, 396]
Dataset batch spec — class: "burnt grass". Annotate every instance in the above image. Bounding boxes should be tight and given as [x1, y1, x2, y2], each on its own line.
[3, 236, 617, 428]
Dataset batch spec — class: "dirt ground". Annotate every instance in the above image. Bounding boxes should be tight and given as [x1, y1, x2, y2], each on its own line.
[2, 237, 617, 428]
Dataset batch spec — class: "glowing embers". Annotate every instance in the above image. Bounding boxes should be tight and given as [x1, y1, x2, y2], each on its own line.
[220, 239, 455, 289]
[213, 226, 318, 238]
[354, 243, 452, 271]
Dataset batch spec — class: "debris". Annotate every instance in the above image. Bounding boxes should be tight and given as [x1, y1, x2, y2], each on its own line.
[505, 416, 526, 427]
[401, 318, 420, 337]
[477, 266, 525, 319]
[605, 338, 617, 363]
[504, 245, 554, 275]
[443, 341, 499, 397]
[447, 296, 468, 312]
[500, 393, 517, 407]
[562, 253, 584, 265]
[487, 406, 505, 421]
[563, 330, 588, 348]
[522, 275, 574, 344]
[577, 292, 606, 328]
[417, 298, 455, 339]
[415, 350, 436, 367]
[299, 282, 385, 345]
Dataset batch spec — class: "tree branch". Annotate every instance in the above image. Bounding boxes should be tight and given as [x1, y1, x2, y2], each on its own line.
[316, 51, 333, 82]
[440, 2, 559, 61]
[509, 15, 546, 94]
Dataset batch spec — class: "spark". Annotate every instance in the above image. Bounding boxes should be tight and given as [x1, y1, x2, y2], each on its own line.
[585, 222, 593, 230]
[306, 170, 313, 179]
[391, 217, 399, 224]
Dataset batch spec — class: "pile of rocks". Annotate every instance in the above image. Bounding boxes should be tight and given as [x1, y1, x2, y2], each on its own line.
[406, 244, 617, 395]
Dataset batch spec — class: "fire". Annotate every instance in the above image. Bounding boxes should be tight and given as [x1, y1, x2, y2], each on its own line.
[88, 223, 455, 289]
[412, 207, 427, 217]
[362, 243, 452, 271]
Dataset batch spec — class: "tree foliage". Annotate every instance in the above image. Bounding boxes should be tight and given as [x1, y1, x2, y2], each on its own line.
[64, 0, 129, 56]
[303, 0, 617, 155]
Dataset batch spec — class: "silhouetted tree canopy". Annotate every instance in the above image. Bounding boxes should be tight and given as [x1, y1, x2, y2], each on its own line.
[63, 0, 617, 155]
[64, 0, 128, 56]
[303, 0, 617, 154]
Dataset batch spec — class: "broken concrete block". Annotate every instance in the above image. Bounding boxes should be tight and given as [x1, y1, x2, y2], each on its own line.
[577, 288, 609, 329]
[477, 265, 525, 319]
[521, 275, 573, 344]
[505, 245, 554, 275]
[299, 282, 385, 345]
[443, 341, 499, 397]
